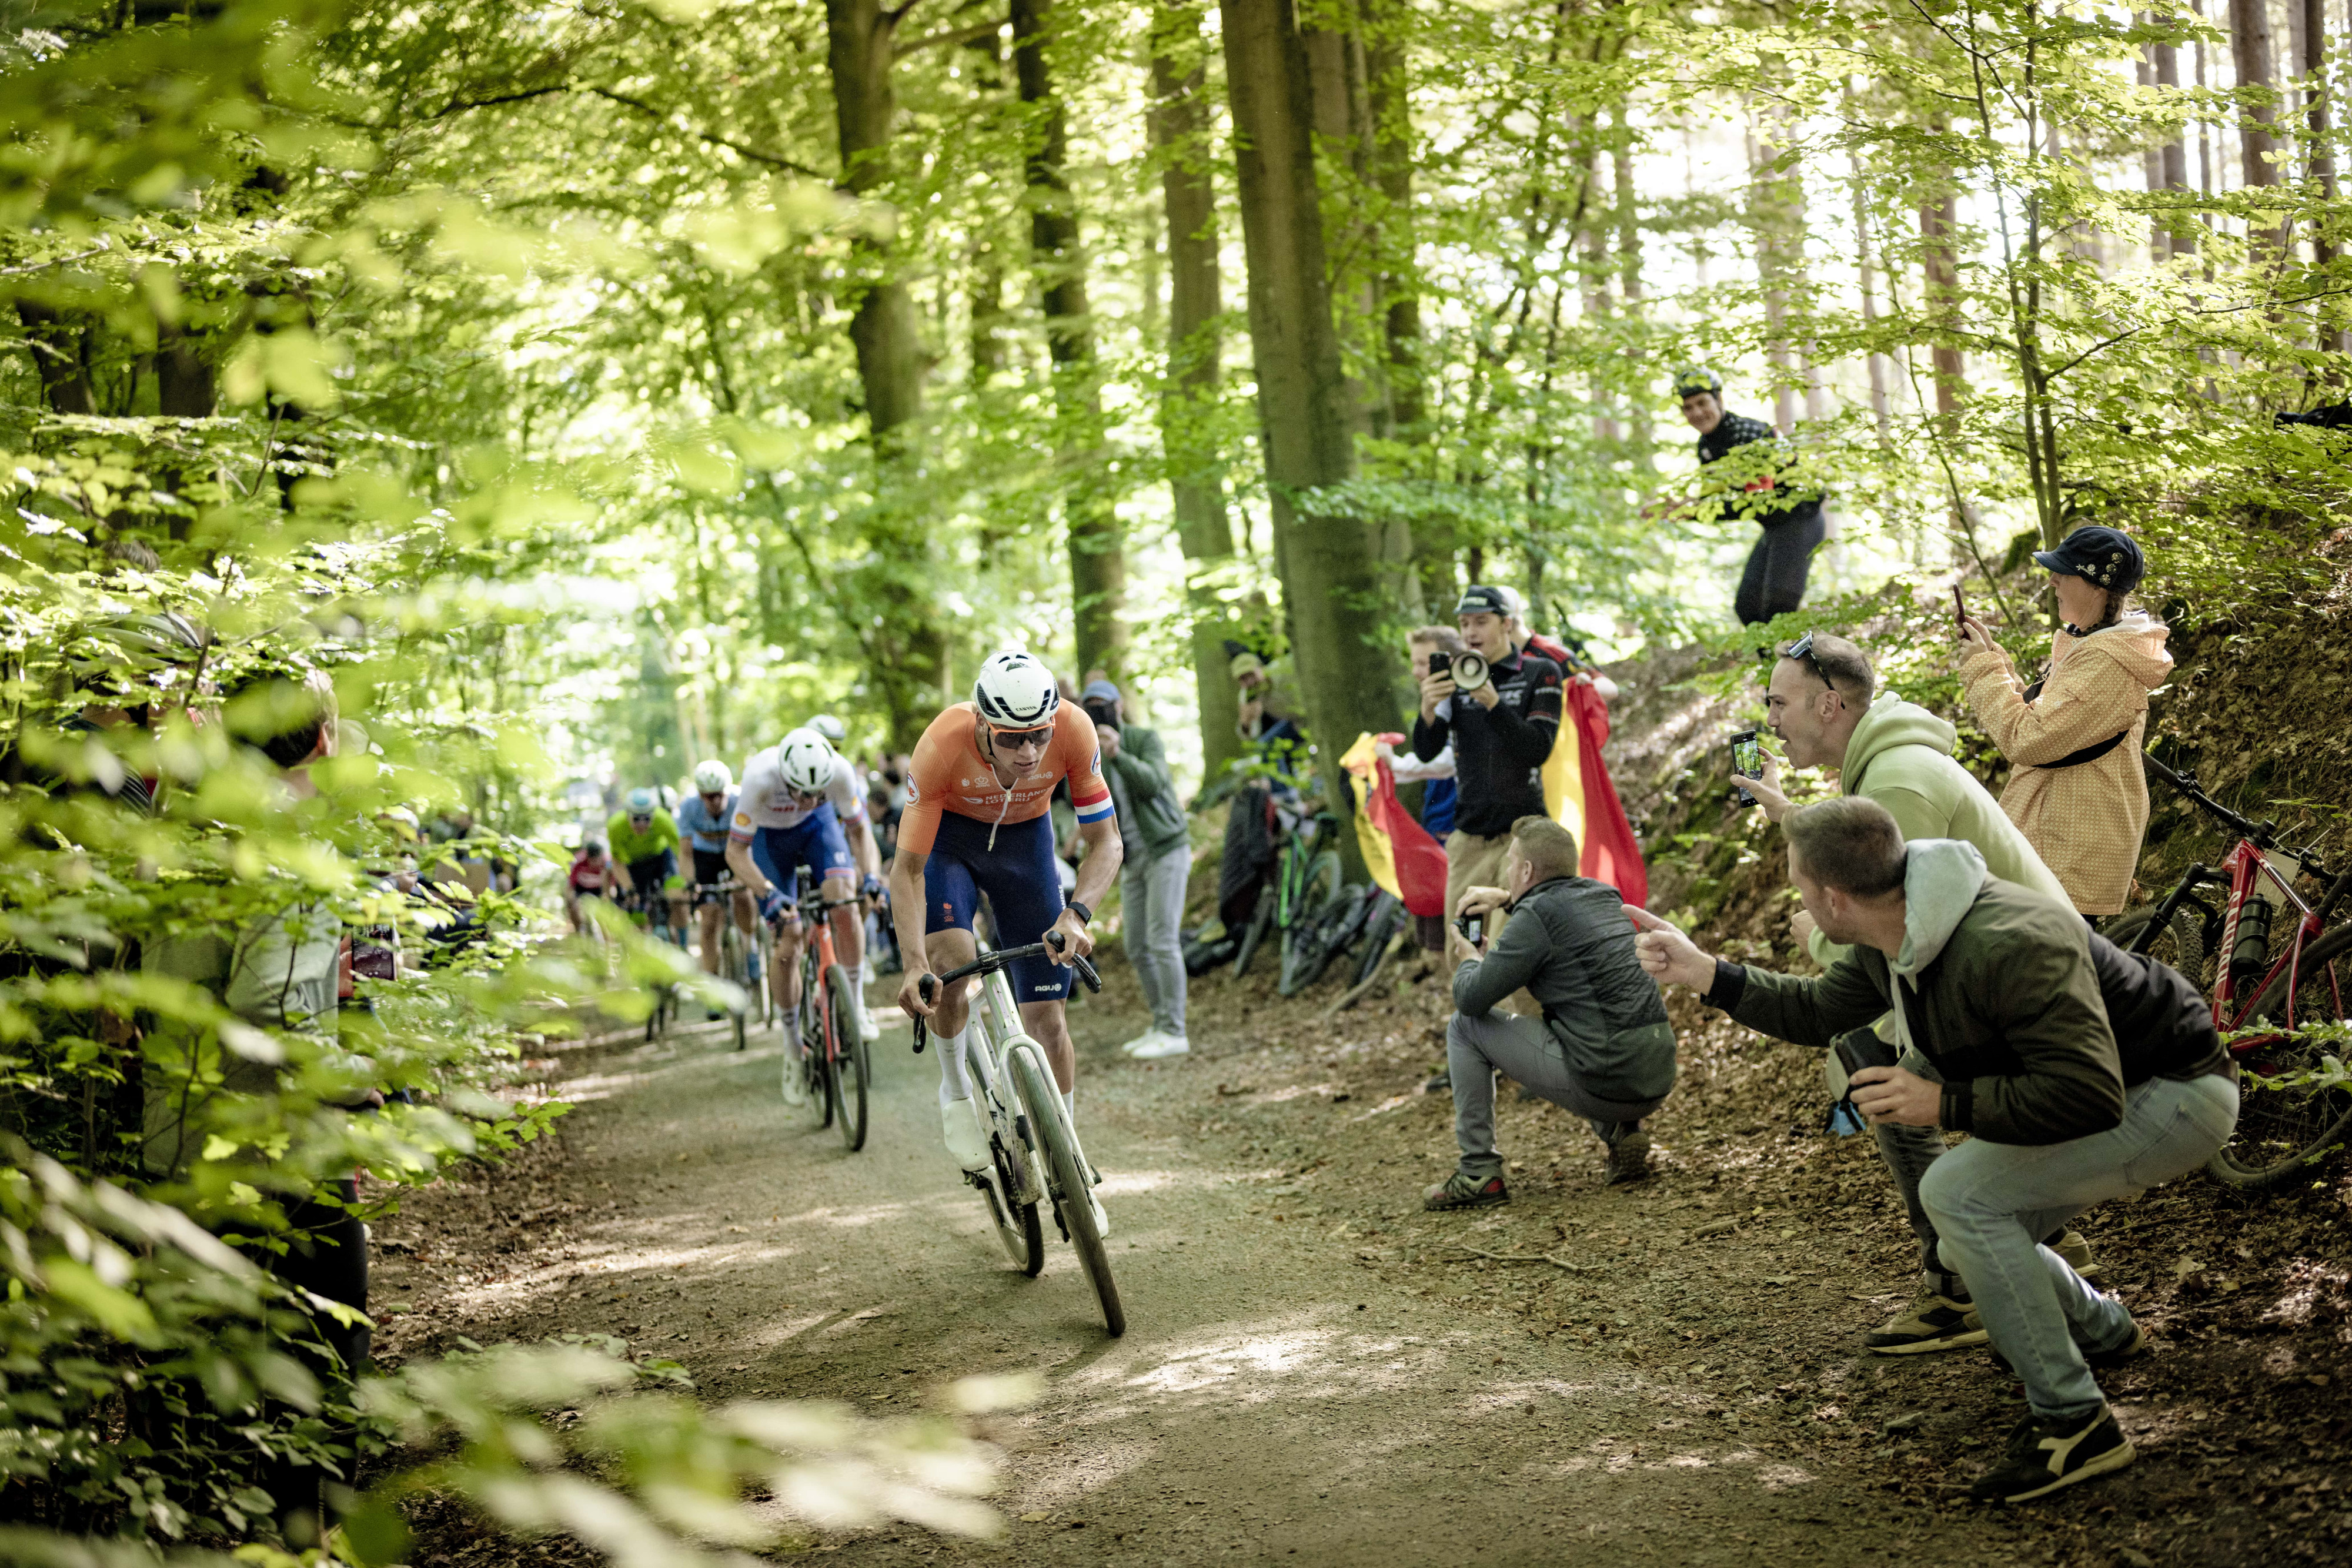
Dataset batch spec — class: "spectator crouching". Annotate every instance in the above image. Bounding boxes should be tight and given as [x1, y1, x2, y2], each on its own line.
[1422, 815, 1675, 1208]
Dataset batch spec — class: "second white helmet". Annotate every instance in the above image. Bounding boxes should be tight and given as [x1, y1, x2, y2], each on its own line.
[807, 713, 847, 744]
[971, 650, 1060, 728]
[693, 758, 732, 794]
[776, 728, 836, 795]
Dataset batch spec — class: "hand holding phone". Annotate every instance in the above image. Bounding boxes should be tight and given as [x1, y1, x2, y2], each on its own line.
[1730, 729, 1763, 808]
[1953, 583, 1969, 634]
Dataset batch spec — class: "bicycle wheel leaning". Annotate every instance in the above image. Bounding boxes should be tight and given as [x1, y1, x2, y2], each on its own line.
[1351, 891, 1409, 988]
[828, 962, 870, 1152]
[2103, 902, 2213, 988]
[2208, 922, 2352, 1192]
[1277, 851, 1347, 997]
[1231, 887, 1275, 979]
[1008, 1042, 1123, 1336]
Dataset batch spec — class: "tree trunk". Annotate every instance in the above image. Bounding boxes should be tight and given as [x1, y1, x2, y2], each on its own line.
[2153, 19, 2193, 257]
[1012, 0, 1125, 683]
[1369, 15, 1448, 611]
[1921, 178, 1966, 421]
[1150, 0, 1242, 780]
[1747, 114, 1803, 430]
[2306, 0, 2334, 269]
[825, 0, 947, 748]
[1220, 0, 1404, 864]
[2231, 0, 2283, 250]
[16, 302, 96, 415]
[1840, 82, 1893, 449]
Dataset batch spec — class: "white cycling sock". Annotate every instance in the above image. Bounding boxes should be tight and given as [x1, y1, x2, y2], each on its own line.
[1062, 1088, 1075, 1129]
[937, 1026, 972, 1102]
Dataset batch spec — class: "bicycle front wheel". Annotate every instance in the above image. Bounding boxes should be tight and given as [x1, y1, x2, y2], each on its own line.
[1352, 894, 1409, 988]
[2209, 923, 2352, 1191]
[1008, 1044, 1124, 1336]
[828, 964, 870, 1152]
[2103, 901, 2211, 982]
[968, 1060, 1044, 1274]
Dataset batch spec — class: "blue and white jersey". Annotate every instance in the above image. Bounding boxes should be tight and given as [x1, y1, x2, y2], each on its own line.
[677, 790, 735, 854]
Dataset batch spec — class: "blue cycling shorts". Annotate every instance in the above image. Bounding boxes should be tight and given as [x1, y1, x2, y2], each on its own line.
[923, 811, 1072, 1003]
[746, 804, 856, 903]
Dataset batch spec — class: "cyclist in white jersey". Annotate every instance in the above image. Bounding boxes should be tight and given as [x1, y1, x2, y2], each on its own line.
[726, 728, 883, 1046]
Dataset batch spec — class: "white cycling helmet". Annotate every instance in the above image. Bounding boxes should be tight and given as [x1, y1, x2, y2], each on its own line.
[807, 713, 847, 744]
[624, 786, 657, 815]
[775, 728, 836, 795]
[971, 650, 1060, 728]
[692, 758, 731, 794]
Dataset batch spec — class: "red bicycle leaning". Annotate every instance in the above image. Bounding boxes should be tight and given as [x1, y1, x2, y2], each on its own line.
[2107, 752, 2352, 1191]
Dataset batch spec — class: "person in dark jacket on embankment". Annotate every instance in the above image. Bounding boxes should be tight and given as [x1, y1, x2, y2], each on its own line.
[1629, 797, 2236, 1506]
[1421, 815, 1676, 1206]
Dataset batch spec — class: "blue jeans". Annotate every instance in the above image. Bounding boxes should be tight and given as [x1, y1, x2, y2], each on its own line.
[1920, 1073, 2237, 1419]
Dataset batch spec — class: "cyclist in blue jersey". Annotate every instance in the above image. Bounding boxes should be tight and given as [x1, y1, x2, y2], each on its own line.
[681, 759, 758, 1004]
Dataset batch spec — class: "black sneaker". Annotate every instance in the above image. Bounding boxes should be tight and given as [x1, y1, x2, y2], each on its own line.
[1603, 1128, 1651, 1186]
[1422, 1171, 1509, 1211]
[1989, 1319, 2147, 1376]
[1967, 1404, 2135, 1502]
[1422, 1066, 1452, 1094]
[1866, 1286, 1987, 1355]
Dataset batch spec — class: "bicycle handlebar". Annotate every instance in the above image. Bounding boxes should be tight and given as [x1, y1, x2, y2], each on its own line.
[908, 934, 1102, 1054]
[2143, 750, 2334, 877]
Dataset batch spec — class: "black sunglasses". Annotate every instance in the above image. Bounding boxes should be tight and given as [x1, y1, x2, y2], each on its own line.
[990, 725, 1053, 748]
[1767, 630, 1837, 695]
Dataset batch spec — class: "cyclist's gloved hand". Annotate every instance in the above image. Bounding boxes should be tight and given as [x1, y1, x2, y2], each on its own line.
[759, 889, 789, 929]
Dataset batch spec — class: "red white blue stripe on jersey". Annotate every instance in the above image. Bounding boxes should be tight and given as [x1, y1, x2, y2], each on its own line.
[1073, 789, 1114, 824]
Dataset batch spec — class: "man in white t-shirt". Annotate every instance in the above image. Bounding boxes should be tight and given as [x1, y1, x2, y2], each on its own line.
[725, 728, 884, 1050]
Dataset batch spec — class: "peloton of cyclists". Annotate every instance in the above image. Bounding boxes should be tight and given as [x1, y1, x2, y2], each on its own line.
[726, 728, 885, 1092]
[888, 651, 1122, 1231]
[680, 758, 760, 1012]
[607, 787, 687, 937]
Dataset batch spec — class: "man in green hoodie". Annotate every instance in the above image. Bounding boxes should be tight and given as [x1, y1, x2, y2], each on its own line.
[1739, 631, 2084, 1356]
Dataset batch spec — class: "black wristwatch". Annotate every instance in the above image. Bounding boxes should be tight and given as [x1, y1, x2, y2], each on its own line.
[1065, 900, 1093, 925]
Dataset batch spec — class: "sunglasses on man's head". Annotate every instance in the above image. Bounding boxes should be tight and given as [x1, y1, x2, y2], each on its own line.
[1765, 630, 1837, 695]
[990, 725, 1053, 747]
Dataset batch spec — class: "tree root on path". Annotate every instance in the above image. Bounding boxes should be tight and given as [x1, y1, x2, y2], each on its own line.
[1446, 1244, 1593, 1272]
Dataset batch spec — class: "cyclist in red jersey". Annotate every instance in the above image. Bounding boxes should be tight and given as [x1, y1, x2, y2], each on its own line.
[889, 652, 1123, 1206]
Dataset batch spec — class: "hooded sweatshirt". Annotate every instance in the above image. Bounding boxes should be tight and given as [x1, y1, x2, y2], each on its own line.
[1959, 611, 2173, 915]
[1705, 840, 2226, 1145]
[1812, 694, 2069, 974]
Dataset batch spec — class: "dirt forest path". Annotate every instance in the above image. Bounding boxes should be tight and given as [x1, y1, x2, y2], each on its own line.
[374, 972, 2103, 1568]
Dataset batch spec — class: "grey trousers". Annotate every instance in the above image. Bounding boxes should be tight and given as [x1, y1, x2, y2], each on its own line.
[1121, 847, 1190, 1038]
[1922, 1072, 2237, 1417]
[1875, 1049, 1955, 1284]
[1448, 1011, 1665, 1178]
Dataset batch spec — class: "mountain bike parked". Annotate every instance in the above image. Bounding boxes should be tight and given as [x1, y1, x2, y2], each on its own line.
[695, 875, 763, 1052]
[780, 864, 871, 1151]
[912, 937, 1121, 1336]
[1233, 810, 1344, 988]
[2109, 752, 2352, 1191]
[1278, 882, 1405, 998]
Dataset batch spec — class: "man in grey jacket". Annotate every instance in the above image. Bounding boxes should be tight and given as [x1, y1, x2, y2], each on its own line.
[1631, 798, 2236, 1503]
[1084, 681, 1194, 1059]
[1422, 815, 1675, 1207]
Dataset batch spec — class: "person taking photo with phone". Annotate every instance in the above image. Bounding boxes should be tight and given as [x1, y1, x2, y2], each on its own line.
[1421, 815, 1675, 1207]
[1736, 629, 2080, 1356]
[1628, 797, 2235, 1504]
[1955, 528, 2171, 918]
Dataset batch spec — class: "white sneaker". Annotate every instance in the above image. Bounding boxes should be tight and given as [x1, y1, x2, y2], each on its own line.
[856, 997, 881, 1044]
[1120, 1028, 1165, 1057]
[1132, 1033, 1191, 1059]
[781, 1053, 810, 1106]
[943, 1100, 990, 1172]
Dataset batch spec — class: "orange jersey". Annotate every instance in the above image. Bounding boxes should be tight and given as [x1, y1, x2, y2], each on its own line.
[898, 702, 1113, 855]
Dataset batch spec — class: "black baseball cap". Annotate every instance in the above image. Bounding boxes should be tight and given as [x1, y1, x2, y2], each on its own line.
[2032, 526, 2144, 594]
[1673, 366, 1723, 399]
[1455, 584, 1515, 618]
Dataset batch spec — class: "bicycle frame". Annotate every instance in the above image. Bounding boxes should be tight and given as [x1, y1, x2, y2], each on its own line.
[791, 868, 858, 1068]
[963, 963, 1050, 1211]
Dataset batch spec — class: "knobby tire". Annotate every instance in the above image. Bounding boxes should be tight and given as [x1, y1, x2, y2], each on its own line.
[2208, 922, 2352, 1192]
[828, 963, 869, 1152]
[1010, 1044, 1124, 1336]
[969, 1042, 1044, 1275]
[1278, 852, 1347, 997]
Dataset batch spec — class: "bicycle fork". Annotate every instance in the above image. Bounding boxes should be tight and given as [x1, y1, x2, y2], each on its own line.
[964, 1038, 1044, 1209]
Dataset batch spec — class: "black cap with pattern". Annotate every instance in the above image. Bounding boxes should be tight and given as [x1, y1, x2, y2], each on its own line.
[2032, 526, 2145, 594]
[1455, 584, 1514, 618]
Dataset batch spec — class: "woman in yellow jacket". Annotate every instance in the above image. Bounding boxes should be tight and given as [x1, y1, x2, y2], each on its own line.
[1955, 527, 2172, 917]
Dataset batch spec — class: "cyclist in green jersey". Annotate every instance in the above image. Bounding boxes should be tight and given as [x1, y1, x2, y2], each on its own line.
[608, 787, 687, 935]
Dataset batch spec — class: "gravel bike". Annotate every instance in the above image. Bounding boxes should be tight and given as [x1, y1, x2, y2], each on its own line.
[912, 937, 1121, 1336]
[2109, 752, 2352, 1191]
[778, 864, 871, 1152]
[694, 875, 763, 1051]
[1278, 881, 1402, 998]
[1233, 810, 1344, 988]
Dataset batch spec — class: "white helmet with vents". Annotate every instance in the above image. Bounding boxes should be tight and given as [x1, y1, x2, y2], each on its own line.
[807, 713, 847, 744]
[775, 728, 836, 795]
[692, 759, 732, 794]
[971, 650, 1060, 729]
